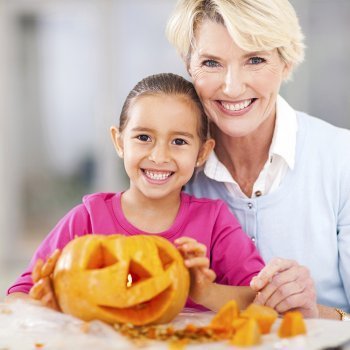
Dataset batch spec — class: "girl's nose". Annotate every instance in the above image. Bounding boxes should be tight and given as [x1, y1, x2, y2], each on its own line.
[148, 143, 170, 164]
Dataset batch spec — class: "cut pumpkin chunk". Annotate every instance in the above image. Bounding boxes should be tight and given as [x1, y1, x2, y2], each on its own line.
[230, 318, 261, 347]
[210, 300, 239, 329]
[241, 303, 278, 334]
[278, 311, 307, 338]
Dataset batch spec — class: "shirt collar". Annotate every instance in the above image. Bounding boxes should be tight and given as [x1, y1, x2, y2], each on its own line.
[271, 95, 297, 169]
[204, 94, 297, 180]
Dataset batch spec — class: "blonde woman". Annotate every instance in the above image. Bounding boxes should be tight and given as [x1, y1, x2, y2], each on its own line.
[167, 0, 350, 320]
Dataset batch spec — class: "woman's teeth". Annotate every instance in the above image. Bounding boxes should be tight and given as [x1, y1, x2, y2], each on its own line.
[144, 170, 172, 180]
[221, 99, 252, 111]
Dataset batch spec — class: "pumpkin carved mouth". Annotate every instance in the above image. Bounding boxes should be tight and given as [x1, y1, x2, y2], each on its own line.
[53, 234, 190, 325]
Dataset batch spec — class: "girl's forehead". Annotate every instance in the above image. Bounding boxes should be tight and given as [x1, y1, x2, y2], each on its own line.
[125, 94, 202, 135]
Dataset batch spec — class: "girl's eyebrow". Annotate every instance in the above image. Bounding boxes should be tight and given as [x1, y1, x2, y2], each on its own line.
[131, 127, 195, 139]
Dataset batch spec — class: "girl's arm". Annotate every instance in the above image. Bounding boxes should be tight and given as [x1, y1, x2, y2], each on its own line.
[175, 236, 256, 312]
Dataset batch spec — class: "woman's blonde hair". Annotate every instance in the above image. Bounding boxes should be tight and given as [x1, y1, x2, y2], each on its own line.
[166, 0, 305, 79]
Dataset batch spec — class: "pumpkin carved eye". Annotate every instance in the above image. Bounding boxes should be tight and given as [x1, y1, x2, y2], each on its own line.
[86, 244, 118, 270]
[53, 234, 190, 325]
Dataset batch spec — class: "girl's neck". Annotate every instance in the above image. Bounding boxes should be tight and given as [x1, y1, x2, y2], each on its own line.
[120, 189, 182, 234]
[211, 116, 275, 197]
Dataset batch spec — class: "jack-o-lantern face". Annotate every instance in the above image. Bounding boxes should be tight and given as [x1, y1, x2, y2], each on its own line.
[53, 234, 190, 325]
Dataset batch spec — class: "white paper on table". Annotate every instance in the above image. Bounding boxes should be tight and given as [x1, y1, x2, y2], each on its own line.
[1, 300, 350, 350]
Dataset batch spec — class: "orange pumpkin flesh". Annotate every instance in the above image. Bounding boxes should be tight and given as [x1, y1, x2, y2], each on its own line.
[278, 311, 307, 338]
[230, 318, 261, 347]
[53, 234, 190, 325]
[210, 300, 239, 330]
[241, 303, 278, 334]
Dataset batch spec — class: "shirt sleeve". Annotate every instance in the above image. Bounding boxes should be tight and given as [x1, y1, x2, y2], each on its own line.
[7, 204, 92, 295]
[210, 201, 265, 286]
[338, 144, 350, 308]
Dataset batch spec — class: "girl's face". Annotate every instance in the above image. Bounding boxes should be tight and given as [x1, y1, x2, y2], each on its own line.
[111, 94, 214, 201]
[188, 20, 291, 139]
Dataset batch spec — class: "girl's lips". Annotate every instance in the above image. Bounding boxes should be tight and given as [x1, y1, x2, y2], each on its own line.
[216, 98, 257, 116]
[141, 169, 174, 184]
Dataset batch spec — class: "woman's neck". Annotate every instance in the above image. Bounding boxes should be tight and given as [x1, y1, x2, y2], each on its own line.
[120, 189, 181, 233]
[211, 116, 276, 197]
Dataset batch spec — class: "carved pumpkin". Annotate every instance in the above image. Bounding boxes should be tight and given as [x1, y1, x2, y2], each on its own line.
[53, 234, 190, 325]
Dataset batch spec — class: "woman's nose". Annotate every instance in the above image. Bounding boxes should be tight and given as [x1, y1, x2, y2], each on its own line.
[222, 66, 246, 97]
[148, 143, 170, 164]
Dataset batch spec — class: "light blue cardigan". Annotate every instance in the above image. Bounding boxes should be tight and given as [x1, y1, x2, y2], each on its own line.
[186, 112, 350, 312]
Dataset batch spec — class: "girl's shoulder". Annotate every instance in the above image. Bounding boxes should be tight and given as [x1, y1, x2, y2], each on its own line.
[181, 192, 229, 214]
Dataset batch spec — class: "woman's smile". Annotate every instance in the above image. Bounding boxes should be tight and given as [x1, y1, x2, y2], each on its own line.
[216, 98, 257, 116]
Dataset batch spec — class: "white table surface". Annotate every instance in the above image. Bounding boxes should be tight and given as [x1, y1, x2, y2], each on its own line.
[1, 299, 350, 350]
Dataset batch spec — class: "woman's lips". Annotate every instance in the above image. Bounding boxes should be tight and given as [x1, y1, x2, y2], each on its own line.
[216, 98, 256, 116]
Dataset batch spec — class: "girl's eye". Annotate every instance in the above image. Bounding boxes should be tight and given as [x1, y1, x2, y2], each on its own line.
[249, 57, 266, 65]
[137, 134, 151, 142]
[203, 59, 220, 68]
[172, 138, 188, 146]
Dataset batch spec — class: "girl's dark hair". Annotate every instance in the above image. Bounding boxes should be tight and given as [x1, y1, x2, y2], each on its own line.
[119, 73, 209, 141]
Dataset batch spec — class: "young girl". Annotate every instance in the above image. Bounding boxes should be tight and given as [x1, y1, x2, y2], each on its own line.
[7, 73, 264, 312]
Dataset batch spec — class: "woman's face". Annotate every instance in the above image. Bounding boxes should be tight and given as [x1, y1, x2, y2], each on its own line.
[189, 20, 290, 139]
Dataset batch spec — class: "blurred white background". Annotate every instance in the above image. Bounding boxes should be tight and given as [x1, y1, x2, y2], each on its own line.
[0, 0, 349, 297]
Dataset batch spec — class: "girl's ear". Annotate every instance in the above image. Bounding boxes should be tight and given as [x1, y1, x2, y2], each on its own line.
[196, 138, 215, 167]
[110, 126, 124, 158]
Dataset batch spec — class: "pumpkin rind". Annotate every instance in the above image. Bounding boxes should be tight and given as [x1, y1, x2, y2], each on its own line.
[53, 234, 190, 325]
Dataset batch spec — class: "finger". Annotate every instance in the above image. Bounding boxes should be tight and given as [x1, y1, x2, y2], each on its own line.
[174, 237, 197, 245]
[274, 288, 317, 316]
[179, 242, 207, 257]
[41, 291, 60, 311]
[29, 280, 46, 300]
[32, 259, 44, 283]
[253, 266, 300, 305]
[258, 280, 305, 309]
[250, 258, 297, 290]
[202, 268, 216, 282]
[184, 256, 210, 269]
[41, 249, 61, 277]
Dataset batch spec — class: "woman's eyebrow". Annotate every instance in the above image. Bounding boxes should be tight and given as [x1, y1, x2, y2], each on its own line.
[243, 51, 272, 58]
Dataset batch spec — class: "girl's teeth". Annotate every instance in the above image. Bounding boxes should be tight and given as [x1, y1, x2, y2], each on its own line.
[222, 99, 252, 111]
[144, 170, 172, 180]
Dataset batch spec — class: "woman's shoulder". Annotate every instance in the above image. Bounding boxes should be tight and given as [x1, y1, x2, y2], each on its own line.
[297, 111, 350, 142]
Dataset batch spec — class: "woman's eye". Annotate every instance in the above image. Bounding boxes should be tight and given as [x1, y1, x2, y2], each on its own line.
[203, 59, 220, 68]
[172, 138, 188, 146]
[249, 57, 266, 65]
[137, 134, 151, 142]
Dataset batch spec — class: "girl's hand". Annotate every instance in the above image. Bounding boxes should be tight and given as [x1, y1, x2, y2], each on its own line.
[29, 249, 61, 311]
[250, 257, 319, 318]
[175, 237, 216, 304]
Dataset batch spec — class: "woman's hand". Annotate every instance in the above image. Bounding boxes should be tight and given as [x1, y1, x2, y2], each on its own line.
[175, 237, 216, 304]
[250, 258, 319, 318]
[29, 249, 61, 311]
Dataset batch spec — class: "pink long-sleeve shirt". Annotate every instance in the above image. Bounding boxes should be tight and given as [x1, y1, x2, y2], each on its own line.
[8, 192, 264, 308]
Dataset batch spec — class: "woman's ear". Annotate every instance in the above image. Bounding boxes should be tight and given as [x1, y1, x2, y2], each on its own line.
[196, 138, 215, 167]
[110, 126, 124, 158]
[282, 62, 293, 80]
